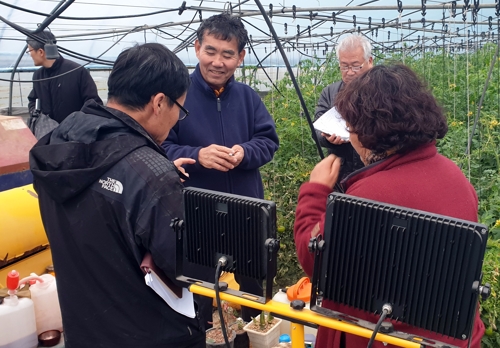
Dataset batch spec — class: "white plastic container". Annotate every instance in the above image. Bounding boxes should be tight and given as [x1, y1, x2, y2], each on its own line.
[272, 289, 317, 337]
[0, 270, 38, 348]
[30, 273, 63, 335]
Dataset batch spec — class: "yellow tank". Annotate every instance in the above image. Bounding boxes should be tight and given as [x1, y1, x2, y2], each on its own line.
[0, 184, 52, 288]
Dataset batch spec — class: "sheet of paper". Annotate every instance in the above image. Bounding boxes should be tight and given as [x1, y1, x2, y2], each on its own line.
[313, 106, 350, 141]
[145, 271, 196, 318]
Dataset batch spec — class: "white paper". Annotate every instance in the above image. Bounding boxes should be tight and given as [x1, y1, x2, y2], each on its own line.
[313, 106, 350, 141]
[144, 271, 196, 318]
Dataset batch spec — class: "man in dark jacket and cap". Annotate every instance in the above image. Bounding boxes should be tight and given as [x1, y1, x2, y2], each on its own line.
[30, 43, 204, 348]
[26, 30, 102, 125]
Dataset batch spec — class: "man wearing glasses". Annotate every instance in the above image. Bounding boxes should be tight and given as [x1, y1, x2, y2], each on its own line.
[26, 30, 102, 126]
[30, 43, 205, 348]
[162, 13, 279, 328]
[314, 34, 373, 185]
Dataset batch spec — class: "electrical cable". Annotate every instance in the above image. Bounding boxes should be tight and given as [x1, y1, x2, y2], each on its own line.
[0, 1, 182, 21]
[0, 20, 96, 67]
[0, 26, 135, 83]
[246, 39, 284, 97]
[366, 304, 392, 348]
[214, 257, 231, 348]
[253, 0, 325, 160]
[169, 0, 204, 47]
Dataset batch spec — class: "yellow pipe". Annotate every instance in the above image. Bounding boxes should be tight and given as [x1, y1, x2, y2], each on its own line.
[290, 321, 304, 348]
[190, 284, 421, 348]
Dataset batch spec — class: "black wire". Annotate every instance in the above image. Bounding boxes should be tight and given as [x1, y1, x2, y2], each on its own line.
[0, 18, 113, 66]
[214, 261, 231, 348]
[253, 0, 324, 160]
[366, 308, 389, 348]
[0, 1, 181, 21]
[240, 18, 272, 38]
[246, 40, 284, 98]
[0, 26, 136, 83]
[57, 46, 114, 64]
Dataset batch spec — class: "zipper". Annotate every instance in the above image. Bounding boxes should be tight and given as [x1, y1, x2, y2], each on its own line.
[216, 96, 232, 193]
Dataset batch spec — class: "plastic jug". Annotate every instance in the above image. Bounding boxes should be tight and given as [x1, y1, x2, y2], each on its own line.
[0, 270, 38, 348]
[30, 273, 63, 335]
[272, 278, 317, 337]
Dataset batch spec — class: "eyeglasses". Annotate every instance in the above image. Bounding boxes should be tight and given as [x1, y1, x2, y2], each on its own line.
[25, 49, 35, 55]
[169, 97, 189, 121]
[339, 64, 364, 72]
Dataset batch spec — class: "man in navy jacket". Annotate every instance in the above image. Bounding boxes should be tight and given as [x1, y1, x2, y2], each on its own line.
[162, 13, 279, 325]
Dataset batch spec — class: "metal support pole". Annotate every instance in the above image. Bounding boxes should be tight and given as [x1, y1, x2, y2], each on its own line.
[291, 321, 305, 348]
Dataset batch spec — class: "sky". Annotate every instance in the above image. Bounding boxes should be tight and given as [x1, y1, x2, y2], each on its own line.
[0, 0, 498, 69]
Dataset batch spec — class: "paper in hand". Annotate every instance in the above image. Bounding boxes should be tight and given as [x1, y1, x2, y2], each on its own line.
[145, 270, 196, 318]
[313, 106, 349, 141]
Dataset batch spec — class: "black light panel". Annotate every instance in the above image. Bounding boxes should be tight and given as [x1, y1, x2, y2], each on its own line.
[317, 193, 488, 340]
[182, 187, 277, 280]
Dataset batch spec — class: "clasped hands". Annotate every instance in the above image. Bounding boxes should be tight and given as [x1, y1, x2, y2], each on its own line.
[198, 144, 244, 172]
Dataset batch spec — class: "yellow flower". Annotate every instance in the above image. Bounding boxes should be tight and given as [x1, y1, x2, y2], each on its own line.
[489, 120, 499, 128]
[494, 219, 500, 228]
[291, 122, 296, 126]
[467, 111, 473, 117]
[449, 83, 456, 89]
[451, 121, 457, 127]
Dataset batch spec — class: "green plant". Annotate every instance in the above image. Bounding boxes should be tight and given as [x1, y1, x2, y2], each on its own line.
[250, 311, 278, 331]
[259, 311, 266, 330]
[236, 317, 244, 331]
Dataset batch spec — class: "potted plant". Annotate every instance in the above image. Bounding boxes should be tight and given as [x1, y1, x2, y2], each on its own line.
[206, 326, 236, 348]
[231, 317, 249, 348]
[206, 301, 237, 348]
[243, 311, 282, 348]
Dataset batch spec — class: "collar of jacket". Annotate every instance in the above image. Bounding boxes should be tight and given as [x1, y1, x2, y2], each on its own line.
[191, 63, 235, 98]
[83, 100, 188, 181]
[84, 100, 164, 154]
[46, 54, 65, 72]
[341, 141, 437, 191]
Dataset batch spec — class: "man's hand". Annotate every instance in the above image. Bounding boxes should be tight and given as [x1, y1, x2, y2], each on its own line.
[230, 145, 244, 167]
[198, 145, 238, 172]
[173, 158, 196, 182]
[309, 154, 342, 189]
[321, 132, 349, 145]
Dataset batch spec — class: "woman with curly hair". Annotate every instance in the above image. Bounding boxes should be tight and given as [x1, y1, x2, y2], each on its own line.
[294, 64, 484, 348]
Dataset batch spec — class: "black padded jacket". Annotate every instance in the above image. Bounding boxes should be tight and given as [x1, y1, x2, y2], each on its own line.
[28, 55, 102, 123]
[30, 100, 204, 348]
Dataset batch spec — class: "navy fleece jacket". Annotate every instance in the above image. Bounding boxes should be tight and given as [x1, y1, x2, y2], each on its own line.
[162, 64, 279, 198]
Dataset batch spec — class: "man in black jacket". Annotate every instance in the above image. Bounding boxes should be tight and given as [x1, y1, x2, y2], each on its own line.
[26, 30, 102, 124]
[314, 35, 373, 185]
[30, 43, 204, 348]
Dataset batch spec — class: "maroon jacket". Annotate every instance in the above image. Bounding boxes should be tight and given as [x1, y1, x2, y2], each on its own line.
[294, 142, 484, 348]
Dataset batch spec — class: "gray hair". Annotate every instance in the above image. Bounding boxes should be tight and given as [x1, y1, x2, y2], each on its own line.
[335, 35, 372, 61]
